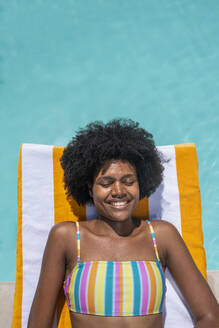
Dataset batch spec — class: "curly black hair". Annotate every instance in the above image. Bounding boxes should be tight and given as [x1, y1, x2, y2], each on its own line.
[60, 119, 164, 205]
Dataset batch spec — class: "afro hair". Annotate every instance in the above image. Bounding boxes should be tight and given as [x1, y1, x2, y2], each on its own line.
[60, 119, 164, 205]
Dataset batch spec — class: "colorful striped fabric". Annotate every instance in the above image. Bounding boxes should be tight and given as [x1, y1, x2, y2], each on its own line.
[63, 220, 166, 316]
[76, 223, 80, 262]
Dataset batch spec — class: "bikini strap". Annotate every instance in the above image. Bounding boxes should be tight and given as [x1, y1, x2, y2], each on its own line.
[75, 221, 80, 262]
[146, 220, 160, 262]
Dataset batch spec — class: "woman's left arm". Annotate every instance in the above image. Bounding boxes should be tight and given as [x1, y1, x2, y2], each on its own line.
[158, 221, 219, 327]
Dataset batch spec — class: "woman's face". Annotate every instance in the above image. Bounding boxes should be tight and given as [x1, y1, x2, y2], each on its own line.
[91, 160, 140, 222]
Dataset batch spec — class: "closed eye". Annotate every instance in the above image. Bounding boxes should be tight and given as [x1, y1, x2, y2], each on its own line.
[124, 181, 135, 186]
[100, 181, 135, 187]
[100, 183, 112, 188]
[122, 179, 136, 186]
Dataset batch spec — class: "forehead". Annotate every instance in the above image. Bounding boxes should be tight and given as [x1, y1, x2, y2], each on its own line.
[97, 160, 137, 178]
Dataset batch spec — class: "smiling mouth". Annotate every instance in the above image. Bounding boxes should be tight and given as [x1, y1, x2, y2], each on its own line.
[107, 201, 130, 209]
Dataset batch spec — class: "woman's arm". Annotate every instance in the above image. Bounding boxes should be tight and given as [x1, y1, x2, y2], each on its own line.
[27, 223, 69, 328]
[156, 221, 219, 327]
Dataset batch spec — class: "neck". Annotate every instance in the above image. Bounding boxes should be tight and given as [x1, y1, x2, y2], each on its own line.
[96, 216, 141, 237]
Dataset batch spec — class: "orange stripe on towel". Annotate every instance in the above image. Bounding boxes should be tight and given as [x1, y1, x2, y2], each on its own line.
[12, 146, 23, 328]
[53, 146, 86, 224]
[175, 144, 207, 279]
[53, 146, 85, 328]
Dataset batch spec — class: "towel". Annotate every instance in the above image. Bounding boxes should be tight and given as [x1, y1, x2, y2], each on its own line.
[12, 143, 206, 328]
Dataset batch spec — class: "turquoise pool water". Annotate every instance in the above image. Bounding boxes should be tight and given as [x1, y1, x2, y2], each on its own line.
[0, 1, 219, 281]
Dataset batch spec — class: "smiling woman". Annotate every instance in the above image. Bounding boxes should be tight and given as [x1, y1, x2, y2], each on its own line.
[27, 119, 219, 328]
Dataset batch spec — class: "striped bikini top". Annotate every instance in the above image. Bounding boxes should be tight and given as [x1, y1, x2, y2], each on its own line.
[64, 220, 165, 316]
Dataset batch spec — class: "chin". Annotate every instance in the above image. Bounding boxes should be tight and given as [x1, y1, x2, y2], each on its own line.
[106, 213, 132, 222]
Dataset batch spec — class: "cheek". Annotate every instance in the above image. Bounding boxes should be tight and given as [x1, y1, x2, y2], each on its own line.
[132, 186, 140, 203]
[92, 194, 108, 213]
[92, 186, 107, 204]
[131, 182, 140, 194]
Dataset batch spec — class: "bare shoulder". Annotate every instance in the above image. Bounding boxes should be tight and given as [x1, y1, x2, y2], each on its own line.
[47, 221, 77, 248]
[51, 220, 76, 233]
[149, 220, 183, 263]
[53, 219, 96, 238]
[151, 219, 184, 247]
[50, 220, 76, 235]
[150, 219, 180, 238]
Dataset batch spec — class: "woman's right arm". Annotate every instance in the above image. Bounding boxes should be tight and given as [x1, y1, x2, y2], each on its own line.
[28, 223, 68, 328]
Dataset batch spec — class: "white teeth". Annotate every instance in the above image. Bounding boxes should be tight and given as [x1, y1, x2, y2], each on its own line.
[110, 201, 128, 206]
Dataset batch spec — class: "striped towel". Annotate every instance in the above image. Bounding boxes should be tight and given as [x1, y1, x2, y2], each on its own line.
[12, 143, 206, 328]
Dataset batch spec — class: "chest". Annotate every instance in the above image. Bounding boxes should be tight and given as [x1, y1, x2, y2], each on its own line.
[78, 231, 158, 262]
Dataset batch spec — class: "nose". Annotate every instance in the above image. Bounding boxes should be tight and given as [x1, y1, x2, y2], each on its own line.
[111, 181, 126, 198]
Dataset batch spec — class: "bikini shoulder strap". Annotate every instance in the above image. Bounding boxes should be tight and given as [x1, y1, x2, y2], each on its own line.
[146, 220, 160, 262]
[75, 221, 80, 262]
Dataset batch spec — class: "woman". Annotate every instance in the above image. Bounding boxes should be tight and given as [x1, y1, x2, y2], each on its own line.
[28, 119, 219, 328]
